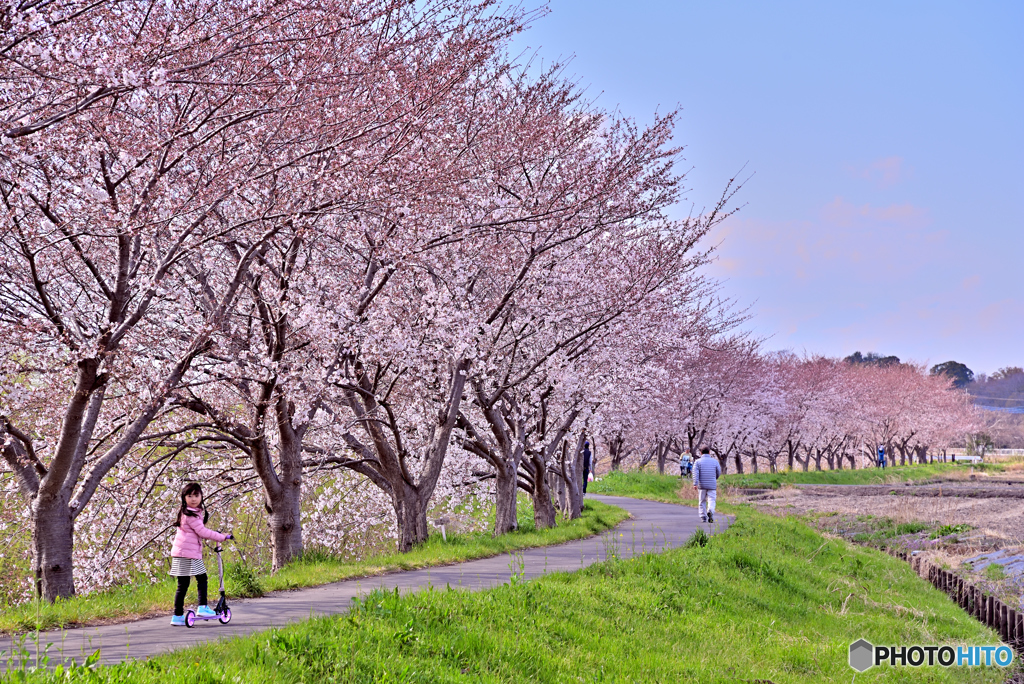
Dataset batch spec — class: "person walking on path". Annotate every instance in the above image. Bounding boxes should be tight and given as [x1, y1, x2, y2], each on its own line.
[692, 447, 721, 523]
[582, 441, 593, 494]
[877, 445, 887, 469]
[680, 450, 693, 478]
[169, 483, 232, 626]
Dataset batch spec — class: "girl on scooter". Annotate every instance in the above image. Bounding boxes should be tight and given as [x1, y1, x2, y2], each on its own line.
[169, 482, 231, 626]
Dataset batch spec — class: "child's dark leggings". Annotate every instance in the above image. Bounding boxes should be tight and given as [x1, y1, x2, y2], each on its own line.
[173, 574, 208, 616]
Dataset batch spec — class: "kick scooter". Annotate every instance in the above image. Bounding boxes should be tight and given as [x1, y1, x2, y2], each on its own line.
[184, 543, 232, 627]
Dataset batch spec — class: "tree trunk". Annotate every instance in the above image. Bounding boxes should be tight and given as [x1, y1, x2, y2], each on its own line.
[394, 483, 429, 552]
[733, 451, 744, 474]
[266, 479, 303, 571]
[656, 440, 668, 475]
[568, 434, 585, 519]
[609, 434, 627, 471]
[32, 495, 77, 601]
[530, 453, 557, 530]
[493, 462, 519, 535]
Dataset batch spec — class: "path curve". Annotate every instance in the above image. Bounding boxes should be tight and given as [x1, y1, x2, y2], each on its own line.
[0, 495, 730, 669]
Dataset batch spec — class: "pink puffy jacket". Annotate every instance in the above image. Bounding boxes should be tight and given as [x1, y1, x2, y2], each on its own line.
[171, 508, 228, 559]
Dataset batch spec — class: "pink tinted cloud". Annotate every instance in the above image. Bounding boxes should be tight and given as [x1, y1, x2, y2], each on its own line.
[961, 275, 980, 291]
[821, 197, 931, 230]
[709, 197, 944, 286]
[847, 156, 908, 188]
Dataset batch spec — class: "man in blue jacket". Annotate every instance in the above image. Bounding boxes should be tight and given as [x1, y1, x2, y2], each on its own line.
[692, 447, 722, 523]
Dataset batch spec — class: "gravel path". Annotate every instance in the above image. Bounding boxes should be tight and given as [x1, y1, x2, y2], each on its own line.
[0, 495, 728, 669]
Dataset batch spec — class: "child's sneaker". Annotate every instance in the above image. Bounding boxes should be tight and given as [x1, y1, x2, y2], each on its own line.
[170, 615, 186, 626]
[197, 605, 216, 618]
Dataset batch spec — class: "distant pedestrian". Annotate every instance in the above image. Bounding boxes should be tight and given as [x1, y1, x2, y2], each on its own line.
[582, 441, 593, 494]
[692, 447, 721, 523]
[679, 450, 692, 478]
[169, 483, 232, 627]
[877, 445, 887, 469]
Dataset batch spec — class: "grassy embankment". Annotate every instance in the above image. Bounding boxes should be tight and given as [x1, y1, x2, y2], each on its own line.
[723, 462, 1004, 490]
[0, 500, 627, 635]
[588, 462, 1004, 505]
[5, 507, 1008, 683]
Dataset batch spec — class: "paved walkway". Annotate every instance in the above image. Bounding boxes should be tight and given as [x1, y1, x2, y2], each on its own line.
[0, 495, 730, 669]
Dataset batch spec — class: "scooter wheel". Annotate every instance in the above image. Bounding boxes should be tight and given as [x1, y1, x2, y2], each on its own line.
[219, 608, 231, 624]
[185, 611, 196, 628]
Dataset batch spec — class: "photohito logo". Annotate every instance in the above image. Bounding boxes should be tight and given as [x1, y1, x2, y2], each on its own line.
[849, 640, 1014, 672]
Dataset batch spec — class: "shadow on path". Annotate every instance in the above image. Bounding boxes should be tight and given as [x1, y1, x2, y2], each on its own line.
[0, 495, 730, 669]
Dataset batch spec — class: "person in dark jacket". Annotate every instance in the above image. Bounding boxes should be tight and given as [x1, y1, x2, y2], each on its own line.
[692, 447, 722, 523]
[582, 441, 592, 494]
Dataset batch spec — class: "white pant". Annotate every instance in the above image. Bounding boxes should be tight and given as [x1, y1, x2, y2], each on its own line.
[698, 489, 717, 519]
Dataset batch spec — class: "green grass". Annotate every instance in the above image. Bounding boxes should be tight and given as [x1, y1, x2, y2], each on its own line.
[931, 523, 972, 540]
[0, 501, 627, 636]
[849, 519, 933, 544]
[588, 470, 692, 503]
[721, 462, 1004, 490]
[5, 508, 1007, 683]
[984, 564, 1008, 581]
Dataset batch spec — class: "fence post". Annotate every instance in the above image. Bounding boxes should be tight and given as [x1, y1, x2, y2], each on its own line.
[1008, 608, 1017, 646]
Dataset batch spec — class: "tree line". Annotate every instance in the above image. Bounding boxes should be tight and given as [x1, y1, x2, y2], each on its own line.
[0, 0, 975, 603]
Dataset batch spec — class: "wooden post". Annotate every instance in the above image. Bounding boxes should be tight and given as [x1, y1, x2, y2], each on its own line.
[1001, 602, 1009, 643]
[1008, 608, 1017, 645]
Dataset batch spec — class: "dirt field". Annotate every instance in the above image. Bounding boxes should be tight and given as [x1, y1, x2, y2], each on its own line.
[730, 476, 1024, 609]
[740, 487, 1024, 546]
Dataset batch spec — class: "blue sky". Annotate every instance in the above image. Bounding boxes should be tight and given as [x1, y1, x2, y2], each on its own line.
[511, 1, 1023, 375]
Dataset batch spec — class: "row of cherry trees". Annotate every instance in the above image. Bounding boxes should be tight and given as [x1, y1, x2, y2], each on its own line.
[0, 0, 976, 606]
[603, 347, 979, 475]
[0, 0, 739, 601]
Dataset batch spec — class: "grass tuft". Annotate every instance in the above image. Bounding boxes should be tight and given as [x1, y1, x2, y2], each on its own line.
[684, 528, 709, 548]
